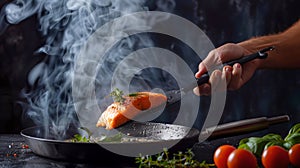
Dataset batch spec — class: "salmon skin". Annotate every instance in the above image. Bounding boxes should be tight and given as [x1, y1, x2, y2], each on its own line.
[96, 92, 167, 130]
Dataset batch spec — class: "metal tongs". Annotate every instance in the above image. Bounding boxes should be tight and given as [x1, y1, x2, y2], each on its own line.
[166, 46, 275, 105]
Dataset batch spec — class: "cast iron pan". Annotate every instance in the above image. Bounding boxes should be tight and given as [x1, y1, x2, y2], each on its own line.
[21, 122, 199, 164]
[21, 114, 290, 166]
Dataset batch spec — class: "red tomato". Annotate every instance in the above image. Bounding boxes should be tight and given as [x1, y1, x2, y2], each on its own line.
[289, 144, 300, 167]
[262, 146, 289, 168]
[227, 149, 257, 168]
[213, 145, 236, 168]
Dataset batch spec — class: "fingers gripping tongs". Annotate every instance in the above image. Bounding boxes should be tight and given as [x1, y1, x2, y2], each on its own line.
[166, 46, 275, 105]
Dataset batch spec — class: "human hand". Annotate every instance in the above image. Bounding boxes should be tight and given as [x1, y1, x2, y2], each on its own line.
[194, 43, 261, 96]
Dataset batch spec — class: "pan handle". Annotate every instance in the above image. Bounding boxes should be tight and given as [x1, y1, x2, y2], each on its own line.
[200, 115, 289, 139]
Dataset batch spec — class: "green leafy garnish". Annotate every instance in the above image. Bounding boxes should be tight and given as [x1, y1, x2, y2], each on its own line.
[69, 127, 123, 143]
[69, 127, 92, 142]
[283, 123, 300, 149]
[71, 134, 91, 142]
[135, 148, 214, 168]
[110, 88, 125, 103]
[128, 92, 139, 97]
[238, 133, 284, 157]
[238, 123, 300, 157]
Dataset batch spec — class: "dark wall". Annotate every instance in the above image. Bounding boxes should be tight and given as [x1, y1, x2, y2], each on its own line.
[195, 0, 300, 45]
[191, 0, 300, 128]
[0, 9, 45, 133]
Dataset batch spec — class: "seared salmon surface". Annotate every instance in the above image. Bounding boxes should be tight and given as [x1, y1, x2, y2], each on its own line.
[96, 92, 167, 130]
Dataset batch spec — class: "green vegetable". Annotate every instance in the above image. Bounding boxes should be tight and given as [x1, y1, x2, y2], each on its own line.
[238, 134, 284, 157]
[71, 134, 90, 142]
[110, 88, 125, 103]
[69, 127, 122, 143]
[69, 127, 92, 142]
[238, 123, 300, 157]
[135, 148, 214, 168]
[128, 92, 139, 97]
[283, 123, 300, 148]
[286, 123, 300, 135]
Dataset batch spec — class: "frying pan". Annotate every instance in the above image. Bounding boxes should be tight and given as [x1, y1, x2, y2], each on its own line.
[21, 121, 199, 164]
[20, 114, 289, 165]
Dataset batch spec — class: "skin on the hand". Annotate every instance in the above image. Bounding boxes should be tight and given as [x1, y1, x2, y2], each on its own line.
[194, 43, 258, 96]
[194, 20, 300, 96]
[193, 65, 233, 96]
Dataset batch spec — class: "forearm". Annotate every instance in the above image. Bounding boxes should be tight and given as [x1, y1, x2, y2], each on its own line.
[238, 20, 300, 69]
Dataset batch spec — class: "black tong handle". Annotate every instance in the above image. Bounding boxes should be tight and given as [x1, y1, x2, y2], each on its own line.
[196, 46, 274, 86]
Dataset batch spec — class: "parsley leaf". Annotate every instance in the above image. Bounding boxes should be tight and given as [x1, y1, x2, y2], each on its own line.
[110, 88, 125, 103]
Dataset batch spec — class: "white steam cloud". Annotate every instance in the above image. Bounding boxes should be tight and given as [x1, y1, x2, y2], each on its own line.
[0, 0, 176, 138]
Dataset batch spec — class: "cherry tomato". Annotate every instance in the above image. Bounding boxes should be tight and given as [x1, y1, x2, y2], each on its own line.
[262, 146, 289, 168]
[227, 149, 257, 168]
[289, 144, 300, 167]
[214, 145, 236, 168]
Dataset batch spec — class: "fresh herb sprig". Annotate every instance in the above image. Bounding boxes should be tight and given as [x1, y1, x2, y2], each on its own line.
[69, 127, 92, 142]
[136, 148, 214, 168]
[69, 127, 122, 143]
[70, 133, 123, 143]
[128, 92, 139, 97]
[71, 134, 91, 142]
[110, 88, 125, 104]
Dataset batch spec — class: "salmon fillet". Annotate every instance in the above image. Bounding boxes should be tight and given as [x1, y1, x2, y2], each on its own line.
[96, 92, 167, 130]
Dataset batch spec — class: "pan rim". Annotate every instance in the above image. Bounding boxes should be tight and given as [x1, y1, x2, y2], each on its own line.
[20, 122, 200, 145]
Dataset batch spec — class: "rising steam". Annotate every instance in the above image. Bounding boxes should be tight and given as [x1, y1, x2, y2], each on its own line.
[0, 0, 176, 138]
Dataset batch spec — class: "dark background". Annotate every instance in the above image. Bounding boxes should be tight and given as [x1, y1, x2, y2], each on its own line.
[192, 0, 300, 129]
[0, 0, 300, 133]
